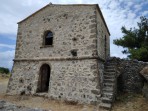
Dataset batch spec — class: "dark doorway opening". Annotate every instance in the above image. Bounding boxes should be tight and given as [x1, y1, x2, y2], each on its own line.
[37, 64, 50, 93]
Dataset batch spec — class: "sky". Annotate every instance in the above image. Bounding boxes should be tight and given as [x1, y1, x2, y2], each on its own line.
[0, 0, 148, 70]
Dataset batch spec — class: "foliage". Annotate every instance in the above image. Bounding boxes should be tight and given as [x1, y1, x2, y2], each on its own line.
[0, 67, 9, 74]
[113, 16, 148, 62]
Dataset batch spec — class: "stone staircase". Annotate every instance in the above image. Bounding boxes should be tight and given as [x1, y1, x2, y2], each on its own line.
[99, 60, 117, 111]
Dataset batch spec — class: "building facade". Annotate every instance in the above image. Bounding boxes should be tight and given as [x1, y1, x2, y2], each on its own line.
[7, 4, 110, 104]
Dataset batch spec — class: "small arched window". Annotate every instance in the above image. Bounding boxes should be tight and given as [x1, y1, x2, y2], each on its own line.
[44, 31, 53, 46]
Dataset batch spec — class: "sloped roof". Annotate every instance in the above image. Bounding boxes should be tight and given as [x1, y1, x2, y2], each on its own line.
[18, 4, 110, 35]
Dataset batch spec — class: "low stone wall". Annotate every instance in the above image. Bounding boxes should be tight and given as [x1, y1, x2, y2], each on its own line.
[108, 57, 148, 93]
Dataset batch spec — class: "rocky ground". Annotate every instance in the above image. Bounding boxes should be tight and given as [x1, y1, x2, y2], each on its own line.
[0, 100, 48, 111]
[0, 75, 148, 111]
[0, 75, 98, 111]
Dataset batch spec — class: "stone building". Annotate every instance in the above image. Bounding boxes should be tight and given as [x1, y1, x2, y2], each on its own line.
[7, 4, 110, 104]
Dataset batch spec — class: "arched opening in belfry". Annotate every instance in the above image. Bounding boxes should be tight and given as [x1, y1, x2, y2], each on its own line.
[37, 64, 50, 93]
[44, 31, 53, 46]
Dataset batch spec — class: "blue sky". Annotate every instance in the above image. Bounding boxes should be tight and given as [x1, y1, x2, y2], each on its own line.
[0, 0, 148, 70]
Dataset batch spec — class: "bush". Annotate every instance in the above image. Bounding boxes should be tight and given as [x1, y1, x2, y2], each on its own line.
[0, 67, 9, 74]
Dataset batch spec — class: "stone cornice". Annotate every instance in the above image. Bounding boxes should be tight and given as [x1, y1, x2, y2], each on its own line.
[14, 56, 105, 62]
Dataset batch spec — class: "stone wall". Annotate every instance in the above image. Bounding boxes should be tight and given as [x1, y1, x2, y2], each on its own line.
[7, 4, 110, 104]
[15, 5, 99, 59]
[97, 60, 104, 94]
[7, 59, 101, 104]
[109, 57, 148, 93]
[96, 8, 110, 60]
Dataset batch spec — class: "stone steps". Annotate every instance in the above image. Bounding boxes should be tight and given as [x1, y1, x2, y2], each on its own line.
[102, 97, 113, 103]
[100, 60, 117, 111]
[103, 88, 114, 92]
[103, 79, 115, 83]
[102, 92, 113, 98]
[104, 72, 115, 75]
[103, 85, 114, 90]
[105, 66, 115, 68]
[100, 103, 112, 110]
[104, 83, 114, 87]
[105, 69, 115, 72]
[105, 62, 116, 65]
[104, 75, 115, 79]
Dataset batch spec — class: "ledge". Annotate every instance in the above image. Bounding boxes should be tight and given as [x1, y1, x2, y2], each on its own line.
[14, 56, 105, 62]
[40, 45, 53, 48]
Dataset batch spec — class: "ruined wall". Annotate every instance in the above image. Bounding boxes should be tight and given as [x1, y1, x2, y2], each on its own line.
[109, 57, 148, 93]
[7, 59, 100, 104]
[15, 5, 98, 59]
[96, 8, 110, 60]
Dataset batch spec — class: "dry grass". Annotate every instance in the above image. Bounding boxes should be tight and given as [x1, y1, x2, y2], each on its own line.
[112, 93, 148, 111]
[0, 74, 9, 81]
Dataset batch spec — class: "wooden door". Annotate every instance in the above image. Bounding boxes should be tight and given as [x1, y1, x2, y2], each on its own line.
[37, 64, 50, 92]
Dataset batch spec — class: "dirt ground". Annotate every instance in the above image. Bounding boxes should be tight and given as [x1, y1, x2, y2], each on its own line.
[0, 75, 98, 111]
[0, 75, 148, 111]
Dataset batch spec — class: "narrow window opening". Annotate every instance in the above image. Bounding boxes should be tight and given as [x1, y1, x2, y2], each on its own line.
[44, 31, 53, 45]
[105, 35, 107, 57]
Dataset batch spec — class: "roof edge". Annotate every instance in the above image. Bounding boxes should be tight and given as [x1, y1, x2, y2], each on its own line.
[18, 4, 110, 36]
[18, 4, 49, 24]
[18, 4, 98, 24]
[96, 4, 110, 36]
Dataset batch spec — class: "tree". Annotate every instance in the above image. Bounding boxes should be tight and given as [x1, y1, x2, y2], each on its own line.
[0, 67, 9, 74]
[113, 16, 148, 62]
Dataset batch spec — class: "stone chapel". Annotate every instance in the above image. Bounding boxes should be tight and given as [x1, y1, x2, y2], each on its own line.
[7, 4, 110, 105]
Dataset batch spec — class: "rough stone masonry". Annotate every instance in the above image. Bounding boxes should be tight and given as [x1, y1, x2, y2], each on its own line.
[7, 4, 110, 104]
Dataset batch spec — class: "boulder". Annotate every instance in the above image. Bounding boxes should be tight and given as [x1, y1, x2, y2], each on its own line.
[140, 66, 148, 81]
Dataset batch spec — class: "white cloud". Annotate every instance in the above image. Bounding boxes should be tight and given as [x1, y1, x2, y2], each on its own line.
[0, 50, 15, 69]
[0, 0, 49, 35]
[0, 44, 15, 49]
[127, 2, 133, 7]
[142, 11, 148, 16]
[134, 4, 142, 12]
[110, 44, 127, 58]
[97, 0, 147, 58]
[0, 0, 147, 69]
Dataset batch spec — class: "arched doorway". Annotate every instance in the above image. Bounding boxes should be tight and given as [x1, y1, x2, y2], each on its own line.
[37, 64, 50, 93]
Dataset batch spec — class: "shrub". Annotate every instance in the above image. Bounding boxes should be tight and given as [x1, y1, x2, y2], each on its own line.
[0, 67, 9, 74]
